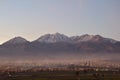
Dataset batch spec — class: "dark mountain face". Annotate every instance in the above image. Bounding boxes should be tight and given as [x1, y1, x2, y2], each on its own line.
[0, 33, 120, 57]
[74, 41, 120, 53]
[25, 41, 76, 53]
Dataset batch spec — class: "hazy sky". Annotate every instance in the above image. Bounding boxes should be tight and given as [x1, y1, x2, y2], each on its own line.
[0, 0, 120, 44]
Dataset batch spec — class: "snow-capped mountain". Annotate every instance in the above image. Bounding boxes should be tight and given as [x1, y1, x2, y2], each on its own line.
[71, 34, 117, 44]
[36, 33, 72, 43]
[2, 37, 28, 45]
[0, 33, 119, 55]
[1, 33, 118, 45]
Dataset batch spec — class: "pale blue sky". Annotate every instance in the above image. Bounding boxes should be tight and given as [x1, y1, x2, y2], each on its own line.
[0, 0, 120, 43]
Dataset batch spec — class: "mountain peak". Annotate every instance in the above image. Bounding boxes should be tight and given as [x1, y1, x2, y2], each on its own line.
[54, 32, 61, 35]
[71, 34, 102, 42]
[36, 33, 71, 43]
[71, 34, 117, 43]
[83, 34, 103, 41]
[3, 36, 28, 45]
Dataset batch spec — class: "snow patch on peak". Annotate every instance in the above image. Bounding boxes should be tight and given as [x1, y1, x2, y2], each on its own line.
[71, 34, 117, 44]
[79, 34, 95, 41]
[104, 38, 117, 44]
[36, 33, 71, 43]
[71, 34, 102, 42]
